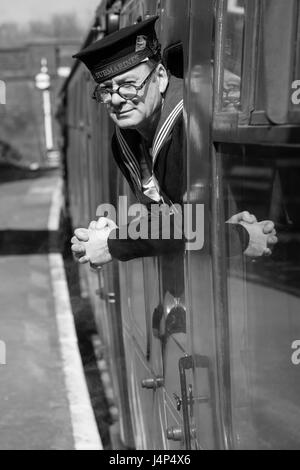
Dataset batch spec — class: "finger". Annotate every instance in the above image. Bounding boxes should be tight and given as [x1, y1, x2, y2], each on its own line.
[95, 217, 109, 230]
[74, 228, 89, 241]
[71, 244, 86, 254]
[71, 236, 80, 244]
[90, 262, 102, 270]
[72, 249, 86, 260]
[241, 211, 257, 223]
[267, 235, 278, 245]
[74, 252, 85, 261]
[89, 221, 97, 230]
[78, 255, 90, 264]
[106, 218, 118, 230]
[263, 248, 272, 256]
[262, 221, 275, 233]
[72, 252, 88, 263]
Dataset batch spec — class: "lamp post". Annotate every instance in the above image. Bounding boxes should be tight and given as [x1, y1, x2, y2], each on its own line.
[35, 58, 55, 163]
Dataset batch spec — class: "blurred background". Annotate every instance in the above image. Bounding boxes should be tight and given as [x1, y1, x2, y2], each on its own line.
[0, 1, 113, 450]
[0, 0, 100, 169]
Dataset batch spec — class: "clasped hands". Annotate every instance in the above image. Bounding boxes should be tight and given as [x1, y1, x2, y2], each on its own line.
[71, 211, 278, 268]
[71, 217, 117, 267]
[226, 211, 278, 257]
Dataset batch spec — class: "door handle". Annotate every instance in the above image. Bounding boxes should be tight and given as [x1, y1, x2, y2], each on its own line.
[178, 354, 218, 449]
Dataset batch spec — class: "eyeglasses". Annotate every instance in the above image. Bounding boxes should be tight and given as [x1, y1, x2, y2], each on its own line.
[92, 66, 157, 104]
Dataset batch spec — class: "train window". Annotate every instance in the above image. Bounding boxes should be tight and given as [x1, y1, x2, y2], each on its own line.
[119, 0, 158, 27]
[214, 0, 300, 125]
[296, 4, 300, 79]
[293, 1, 300, 79]
[219, 144, 300, 449]
[254, 0, 300, 124]
[222, 0, 245, 112]
[214, 0, 246, 113]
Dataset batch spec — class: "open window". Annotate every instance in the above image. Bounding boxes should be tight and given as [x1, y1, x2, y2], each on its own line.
[214, 0, 300, 126]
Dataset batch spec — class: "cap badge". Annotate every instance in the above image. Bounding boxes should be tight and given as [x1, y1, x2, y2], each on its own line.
[135, 35, 147, 52]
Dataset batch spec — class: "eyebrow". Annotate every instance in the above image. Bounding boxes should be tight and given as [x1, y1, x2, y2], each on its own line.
[101, 73, 138, 87]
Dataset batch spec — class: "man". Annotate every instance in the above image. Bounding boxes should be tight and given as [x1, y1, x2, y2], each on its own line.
[71, 17, 277, 267]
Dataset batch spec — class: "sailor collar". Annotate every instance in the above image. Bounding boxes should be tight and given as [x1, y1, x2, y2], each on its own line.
[115, 75, 183, 188]
[151, 75, 183, 163]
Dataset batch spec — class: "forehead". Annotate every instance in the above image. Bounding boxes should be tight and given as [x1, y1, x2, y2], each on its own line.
[101, 62, 151, 87]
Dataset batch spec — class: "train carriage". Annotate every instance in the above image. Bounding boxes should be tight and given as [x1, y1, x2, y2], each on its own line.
[61, 0, 300, 449]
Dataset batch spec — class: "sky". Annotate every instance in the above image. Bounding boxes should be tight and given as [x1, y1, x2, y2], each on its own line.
[0, 0, 102, 26]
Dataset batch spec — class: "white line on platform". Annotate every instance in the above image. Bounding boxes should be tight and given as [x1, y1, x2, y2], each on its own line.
[48, 178, 63, 232]
[49, 254, 103, 451]
[48, 178, 102, 451]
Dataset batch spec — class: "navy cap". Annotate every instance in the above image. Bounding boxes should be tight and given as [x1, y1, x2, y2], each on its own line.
[73, 16, 161, 83]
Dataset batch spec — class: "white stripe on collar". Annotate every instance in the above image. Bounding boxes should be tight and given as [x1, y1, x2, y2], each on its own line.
[116, 127, 141, 186]
[115, 98, 183, 192]
[152, 99, 183, 162]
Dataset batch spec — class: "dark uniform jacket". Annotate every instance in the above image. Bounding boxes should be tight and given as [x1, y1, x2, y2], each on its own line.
[107, 76, 248, 261]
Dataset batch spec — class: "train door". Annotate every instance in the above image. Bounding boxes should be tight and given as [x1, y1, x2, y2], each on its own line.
[119, 0, 192, 450]
[149, 0, 191, 451]
[116, 175, 167, 449]
[179, 0, 222, 450]
[212, 0, 300, 449]
[112, 0, 220, 451]
[179, 0, 300, 450]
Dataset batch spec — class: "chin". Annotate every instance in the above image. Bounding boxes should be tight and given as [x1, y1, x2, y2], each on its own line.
[112, 114, 141, 129]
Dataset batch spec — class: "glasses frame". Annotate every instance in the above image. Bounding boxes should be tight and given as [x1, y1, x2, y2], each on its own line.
[92, 66, 157, 104]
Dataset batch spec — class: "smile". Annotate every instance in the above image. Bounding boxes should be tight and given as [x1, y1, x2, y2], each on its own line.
[116, 109, 134, 116]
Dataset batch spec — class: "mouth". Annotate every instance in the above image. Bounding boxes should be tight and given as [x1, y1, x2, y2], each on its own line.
[115, 109, 133, 117]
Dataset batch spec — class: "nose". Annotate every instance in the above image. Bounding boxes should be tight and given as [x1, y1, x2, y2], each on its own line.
[110, 91, 126, 107]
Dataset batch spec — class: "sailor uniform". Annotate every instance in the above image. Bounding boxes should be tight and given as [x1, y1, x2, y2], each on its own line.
[107, 76, 186, 261]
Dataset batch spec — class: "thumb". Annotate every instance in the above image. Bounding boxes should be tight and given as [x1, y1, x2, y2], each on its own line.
[227, 211, 256, 224]
[106, 218, 118, 230]
[74, 228, 89, 241]
[88, 220, 97, 230]
[240, 211, 257, 224]
[261, 220, 275, 234]
[95, 217, 109, 230]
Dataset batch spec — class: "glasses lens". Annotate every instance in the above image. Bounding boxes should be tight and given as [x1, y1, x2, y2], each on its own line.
[93, 87, 111, 103]
[119, 84, 137, 100]
[101, 91, 112, 103]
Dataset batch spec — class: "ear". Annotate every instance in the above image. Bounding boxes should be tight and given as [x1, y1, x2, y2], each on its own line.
[156, 64, 169, 95]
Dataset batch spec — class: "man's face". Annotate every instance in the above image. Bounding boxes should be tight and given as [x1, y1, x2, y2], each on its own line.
[100, 62, 166, 131]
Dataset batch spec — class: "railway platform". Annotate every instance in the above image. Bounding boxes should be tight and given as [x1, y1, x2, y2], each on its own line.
[0, 170, 103, 450]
